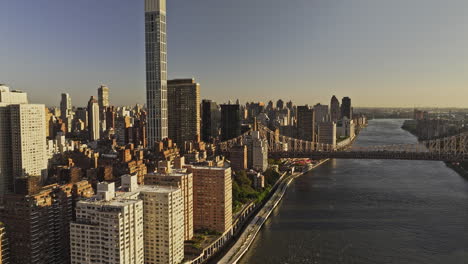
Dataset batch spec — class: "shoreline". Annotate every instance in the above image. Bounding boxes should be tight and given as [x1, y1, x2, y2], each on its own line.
[217, 159, 330, 264]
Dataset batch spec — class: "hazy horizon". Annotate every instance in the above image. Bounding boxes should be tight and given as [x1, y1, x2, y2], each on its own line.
[1, 0, 467, 108]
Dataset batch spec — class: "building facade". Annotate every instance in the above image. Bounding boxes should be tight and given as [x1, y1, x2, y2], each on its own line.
[341, 96, 352, 120]
[318, 122, 337, 148]
[97, 85, 109, 132]
[145, 0, 168, 145]
[168, 79, 201, 148]
[296, 105, 315, 142]
[188, 165, 232, 233]
[144, 171, 194, 240]
[70, 182, 144, 264]
[220, 104, 241, 141]
[201, 100, 220, 142]
[87, 96, 100, 141]
[330, 95, 340, 122]
[0, 85, 46, 194]
[1, 181, 94, 264]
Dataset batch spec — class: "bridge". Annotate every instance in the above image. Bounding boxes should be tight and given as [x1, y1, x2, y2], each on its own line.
[219, 124, 468, 162]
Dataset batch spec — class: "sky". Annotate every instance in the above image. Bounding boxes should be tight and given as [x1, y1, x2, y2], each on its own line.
[1, 0, 468, 108]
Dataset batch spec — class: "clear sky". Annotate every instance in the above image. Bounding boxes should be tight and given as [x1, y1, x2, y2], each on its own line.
[1, 0, 468, 108]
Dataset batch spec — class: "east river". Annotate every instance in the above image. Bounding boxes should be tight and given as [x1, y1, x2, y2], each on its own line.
[239, 119, 468, 264]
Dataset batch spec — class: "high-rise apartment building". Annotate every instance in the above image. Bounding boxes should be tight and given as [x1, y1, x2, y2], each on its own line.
[70, 182, 144, 264]
[0, 85, 47, 194]
[220, 104, 241, 141]
[296, 105, 315, 142]
[120, 175, 185, 264]
[145, 0, 168, 145]
[201, 100, 220, 142]
[87, 96, 100, 141]
[1, 180, 94, 264]
[187, 165, 232, 233]
[168, 79, 201, 147]
[341, 97, 352, 120]
[330, 95, 340, 122]
[145, 171, 194, 240]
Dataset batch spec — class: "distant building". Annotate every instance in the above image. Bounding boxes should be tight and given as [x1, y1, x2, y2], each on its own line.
[168, 79, 201, 148]
[250, 131, 268, 172]
[337, 117, 355, 138]
[276, 99, 284, 110]
[97, 85, 109, 132]
[229, 145, 248, 172]
[318, 122, 337, 148]
[201, 100, 220, 142]
[220, 104, 241, 141]
[0, 85, 47, 194]
[330, 95, 340, 122]
[187, 165, 232, 233]
[296, 105, 315, 142]
[87, 96, 100, 141]
[314, 103, 329, 123]
[74, 107, 87, 129]
[341, 97, 352, 119]
[60, 93, 72, 132]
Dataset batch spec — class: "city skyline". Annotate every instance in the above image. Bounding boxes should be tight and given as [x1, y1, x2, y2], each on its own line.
[1, 0, 468, 107]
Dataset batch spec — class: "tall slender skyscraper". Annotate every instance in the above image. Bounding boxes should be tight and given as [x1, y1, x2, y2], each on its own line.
[60, 93, 72, 132]
[87, 96, 100, 141]
[145, 0, 168, 146]
[60, 93, 71, 121]
[97, 85, 109, 132]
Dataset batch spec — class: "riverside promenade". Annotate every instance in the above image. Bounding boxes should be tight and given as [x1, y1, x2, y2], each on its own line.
[218, 159, 329, 264]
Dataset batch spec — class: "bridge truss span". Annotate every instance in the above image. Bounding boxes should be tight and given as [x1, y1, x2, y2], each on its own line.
[218, 124, 468, 162]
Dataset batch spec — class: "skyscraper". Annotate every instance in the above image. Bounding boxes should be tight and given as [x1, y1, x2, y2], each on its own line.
[201, 100, 220, 142]
[60, 93, 71, 120]
[330, 95, 340, 122]
[168, 79, 201, 147]
[0, 85, 47, 194]
[87, 96, 100, 141]
[97, 85, 109, 132]
[314, 103, 329, 123]
[145, 0, 168, 146]
[341, 97, 352, 119]
[220, 104, 241, 141]
[296, 105, 315, 142]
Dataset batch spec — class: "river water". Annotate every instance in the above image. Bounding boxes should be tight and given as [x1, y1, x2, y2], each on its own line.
[239, 119, 468, 264]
